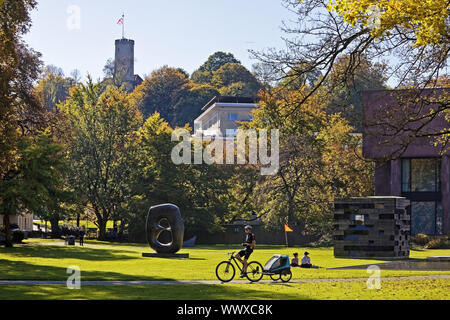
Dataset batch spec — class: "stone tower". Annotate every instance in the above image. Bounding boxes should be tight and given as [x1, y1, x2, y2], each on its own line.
[114, 38, 135, 84]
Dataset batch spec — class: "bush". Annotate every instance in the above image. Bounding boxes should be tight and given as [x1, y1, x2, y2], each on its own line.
[12, 230, 25, 243]
[426, 237, 450, 249]
[1, 225, 24, 243]
[60, 225, 82, 237]
[309, 235, 333, 247]
[413, 233, 430, 246]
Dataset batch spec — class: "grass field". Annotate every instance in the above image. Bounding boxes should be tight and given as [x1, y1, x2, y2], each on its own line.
[35, 220, 118, 229]
[1, 279, 448, 300]
[0, 239, 449, 300]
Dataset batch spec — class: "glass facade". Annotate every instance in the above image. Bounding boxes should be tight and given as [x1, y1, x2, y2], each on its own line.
[402, 158, 443, 235]
[401, 158, 441, 192]
[411, 201, 443, 235]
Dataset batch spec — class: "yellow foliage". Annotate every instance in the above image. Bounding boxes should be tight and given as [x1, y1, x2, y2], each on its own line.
[327, 0, 449, 46]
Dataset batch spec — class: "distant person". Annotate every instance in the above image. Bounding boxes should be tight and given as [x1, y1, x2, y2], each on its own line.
[79, 227, 85, 246]
[235, 225, 256, 278]
[291, 253, 300, 267]
[301, 252, 312, 268]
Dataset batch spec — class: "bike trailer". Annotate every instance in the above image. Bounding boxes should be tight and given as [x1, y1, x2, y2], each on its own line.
[263, 255, 291, 274]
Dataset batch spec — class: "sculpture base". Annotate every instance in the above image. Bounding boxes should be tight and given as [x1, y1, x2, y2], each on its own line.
[142, 252, 189, 259]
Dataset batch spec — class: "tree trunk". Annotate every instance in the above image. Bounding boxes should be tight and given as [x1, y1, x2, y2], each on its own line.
[76, 212, 80, 228]
[118, 219, 125, 236]
[287, 200, 295, 227]
[50, 217, 60, 238]
[3, 214, 12, 248]
[97, 218, 108, 241]
[286, 202, 295, 247]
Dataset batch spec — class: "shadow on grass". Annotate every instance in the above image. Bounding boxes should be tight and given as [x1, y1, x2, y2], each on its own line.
[0, 245, 136, 261]
[0, 259, 178, 281]
[203, 244, 294, 250]
[0, 283, 311, 300]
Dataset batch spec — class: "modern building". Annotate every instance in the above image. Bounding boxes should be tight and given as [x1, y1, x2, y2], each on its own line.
[0, 213, 34, 232]
[363, 88, 450, 236]
[194, 96, 258, 138]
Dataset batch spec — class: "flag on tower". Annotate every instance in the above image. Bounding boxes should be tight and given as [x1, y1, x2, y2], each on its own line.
[117, 14, 125, 39]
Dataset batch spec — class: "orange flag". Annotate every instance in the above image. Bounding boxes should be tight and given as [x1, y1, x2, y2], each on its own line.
[284, 224, 293, 232]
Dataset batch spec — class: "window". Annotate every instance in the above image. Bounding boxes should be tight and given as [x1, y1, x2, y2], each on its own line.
[411, 201, 443, 235]
[402, 159, 410, 192]
[226, 129, 237, 137]
[204, 115, 217, 129]
[436, 202, 443, 235]
[401, 158, 441, 192]
[227, 113, 238, 121]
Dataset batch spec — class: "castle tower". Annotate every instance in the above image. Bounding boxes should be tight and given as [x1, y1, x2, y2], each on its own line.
[114, 38, 135, 84]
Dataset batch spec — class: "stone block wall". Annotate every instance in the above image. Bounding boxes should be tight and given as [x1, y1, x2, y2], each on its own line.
[334, 197, 411, 258]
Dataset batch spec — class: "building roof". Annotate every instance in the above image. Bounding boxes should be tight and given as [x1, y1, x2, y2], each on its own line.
[134, 74, 143, 86]
[202, 96, 259, 111]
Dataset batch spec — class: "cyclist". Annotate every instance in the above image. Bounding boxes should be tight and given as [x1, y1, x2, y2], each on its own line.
[235, 225, 256, 278]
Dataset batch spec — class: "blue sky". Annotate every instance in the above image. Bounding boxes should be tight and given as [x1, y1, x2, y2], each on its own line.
[24, 0, 292, 81]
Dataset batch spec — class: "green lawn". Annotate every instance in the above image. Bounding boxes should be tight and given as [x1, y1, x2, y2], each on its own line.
[0, 279, 448, 300]
[35, 220, 118, 229]
[0, 239, 449, 300]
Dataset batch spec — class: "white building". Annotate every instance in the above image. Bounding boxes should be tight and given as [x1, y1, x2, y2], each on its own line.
[0, 213, 34, 232]
[194, 96, 258, 138]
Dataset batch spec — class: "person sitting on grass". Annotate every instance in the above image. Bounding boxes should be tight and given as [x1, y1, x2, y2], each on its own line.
[301, 252, 313, 268]
[234, 225, 256, 278]
[291, 253, 300, 267]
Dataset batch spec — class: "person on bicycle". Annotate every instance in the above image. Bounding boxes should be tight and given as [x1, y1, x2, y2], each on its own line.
[235, 225, 256, 278]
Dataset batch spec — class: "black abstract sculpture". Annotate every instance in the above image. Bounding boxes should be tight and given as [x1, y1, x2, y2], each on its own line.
[145, 203, 185, 255]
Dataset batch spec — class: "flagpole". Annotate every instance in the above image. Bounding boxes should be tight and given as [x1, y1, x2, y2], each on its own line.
[122, 13, 125, 39]
[285, 230, 289, 247]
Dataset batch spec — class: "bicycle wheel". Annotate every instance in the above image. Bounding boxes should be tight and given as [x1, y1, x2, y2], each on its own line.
[246, 261, 264, 282]
[216, 261, 236, 282]
[280, 271, 292, 283]
[270, 274, 281, 281]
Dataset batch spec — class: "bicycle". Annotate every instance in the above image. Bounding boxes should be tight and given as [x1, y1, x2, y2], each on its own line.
[215, 251, 264, 283]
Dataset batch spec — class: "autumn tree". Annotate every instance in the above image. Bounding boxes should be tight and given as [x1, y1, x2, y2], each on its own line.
[0, 0, 54, 245]
[191, 52, 241, 84]
[318, 55, 388, 131]
[211, 63, 262, 97]
[171, 83, 219, 127]
[0, 134, 69, 246]
[131, 66, 190, 121]
[252, 0, 449, 153]
[240, 87, 373, 237]
[34, 71, 76, 112]
[132, 66, 220, 127]
[62, 80, 142, 240]
[328, 0, 449, 47]
[126, 113, 232, 241]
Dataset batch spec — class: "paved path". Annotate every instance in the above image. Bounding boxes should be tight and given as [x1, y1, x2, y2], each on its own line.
[0, 275, 448, 286]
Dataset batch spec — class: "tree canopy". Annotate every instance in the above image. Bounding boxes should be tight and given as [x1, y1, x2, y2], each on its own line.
[61, 81, 142, 240]
[328, 0, 450, 46]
